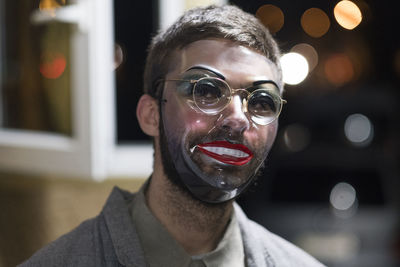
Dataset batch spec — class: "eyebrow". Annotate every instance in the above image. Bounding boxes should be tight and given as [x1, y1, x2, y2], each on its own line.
[252, 80, 273, 86]
[186, 66, 226, 80]
[253, 80, 280, 89]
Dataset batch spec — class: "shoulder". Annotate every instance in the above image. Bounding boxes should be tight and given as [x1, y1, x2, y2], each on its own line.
[234, 203, 325, 267]
[18, 186, 139, 267]
[18, 215, 119, 267]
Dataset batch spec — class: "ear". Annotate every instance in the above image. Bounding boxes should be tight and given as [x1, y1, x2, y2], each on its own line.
[136, 94, 160, 137]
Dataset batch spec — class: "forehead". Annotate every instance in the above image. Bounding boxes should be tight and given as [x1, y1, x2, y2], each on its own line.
[169, 39, 281, 89]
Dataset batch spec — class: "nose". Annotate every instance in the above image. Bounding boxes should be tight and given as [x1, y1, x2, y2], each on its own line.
[218, 95, 250, 134]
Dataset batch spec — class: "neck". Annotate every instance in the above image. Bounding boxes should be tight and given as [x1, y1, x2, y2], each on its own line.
[145, 171, 233, 255]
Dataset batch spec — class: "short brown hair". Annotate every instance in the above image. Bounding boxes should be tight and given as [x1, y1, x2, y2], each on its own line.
[143, 5, 282, 98]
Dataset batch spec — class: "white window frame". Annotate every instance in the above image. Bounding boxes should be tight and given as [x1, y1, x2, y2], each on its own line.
[0, 0, 226, 181]
[0, 0, 4, 127]
[0, 0, 123, 180]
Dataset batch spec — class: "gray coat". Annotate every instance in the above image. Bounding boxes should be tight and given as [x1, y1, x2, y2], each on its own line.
[19, 187, 325, 267]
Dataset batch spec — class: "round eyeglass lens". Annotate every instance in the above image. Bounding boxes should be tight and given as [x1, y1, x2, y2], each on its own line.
[248, 89, 281, 125]
[193, 78, 230, 114]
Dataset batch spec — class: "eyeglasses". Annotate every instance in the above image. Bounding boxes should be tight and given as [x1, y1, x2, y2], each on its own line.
[163, 77, 286, 125]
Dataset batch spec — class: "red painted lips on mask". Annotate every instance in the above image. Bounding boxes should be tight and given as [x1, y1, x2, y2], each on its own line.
[196, 140, 254, 166]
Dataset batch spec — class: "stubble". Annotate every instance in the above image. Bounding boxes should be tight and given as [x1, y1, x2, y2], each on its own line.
[158, 113, 232, 232]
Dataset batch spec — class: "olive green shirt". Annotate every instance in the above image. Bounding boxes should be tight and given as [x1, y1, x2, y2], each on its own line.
[130, 186, 245, 267]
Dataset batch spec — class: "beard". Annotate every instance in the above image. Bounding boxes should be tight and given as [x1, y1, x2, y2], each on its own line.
[158, 108, 266, 205]
[156, 104, 269, 232]
[158, 114, 233, 229]
[158, 114, 192, 196]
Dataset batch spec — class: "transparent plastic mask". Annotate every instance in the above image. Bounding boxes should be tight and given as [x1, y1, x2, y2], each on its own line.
[160, 76, 279, 203]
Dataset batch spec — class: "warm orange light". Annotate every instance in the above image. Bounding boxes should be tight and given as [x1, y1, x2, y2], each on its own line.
[39, 0, 66, 17]
[301, 8, 330, 38]
[256, 4, 284, 34]
[291, 43, 319, 71]
[40, 52, 67, 79]
[324, 53, 354, 86]
[334, 1, 362, 30]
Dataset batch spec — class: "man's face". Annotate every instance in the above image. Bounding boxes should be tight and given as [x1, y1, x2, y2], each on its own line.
[160, 39, 281, 203]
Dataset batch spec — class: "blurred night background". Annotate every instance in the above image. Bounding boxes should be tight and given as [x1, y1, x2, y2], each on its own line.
[1, 0, 399, 266]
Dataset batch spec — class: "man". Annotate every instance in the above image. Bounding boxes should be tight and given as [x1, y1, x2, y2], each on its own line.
[20, 5, 325, 267]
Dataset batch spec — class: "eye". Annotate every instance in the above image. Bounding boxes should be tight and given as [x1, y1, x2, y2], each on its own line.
[248, 91, 277, 116]
[196, 82, 221, 98]
[193, 79, 224, 106]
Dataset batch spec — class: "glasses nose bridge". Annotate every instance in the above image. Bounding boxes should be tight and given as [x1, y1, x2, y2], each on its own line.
[230, 87, 249, 97]
[228, 87, 250, 111]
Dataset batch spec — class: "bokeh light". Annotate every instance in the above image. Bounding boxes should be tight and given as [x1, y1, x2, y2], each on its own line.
[344, 113, 373, 147]
[280, 52, 309, 85]
[330, 182, 357, 210]
[39, 52, 67, 79]
[334, 0, 362, 30]
[283, 123, 311, 152]
[114, 43, 124, 70]
[324, 53, 355, 86]
[256, 4, 284, 34]
[39, 0, 66, 17]
[291, 43, 319, 72]
[330, 182, 358, 219]
[301, 8, 330, 38]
